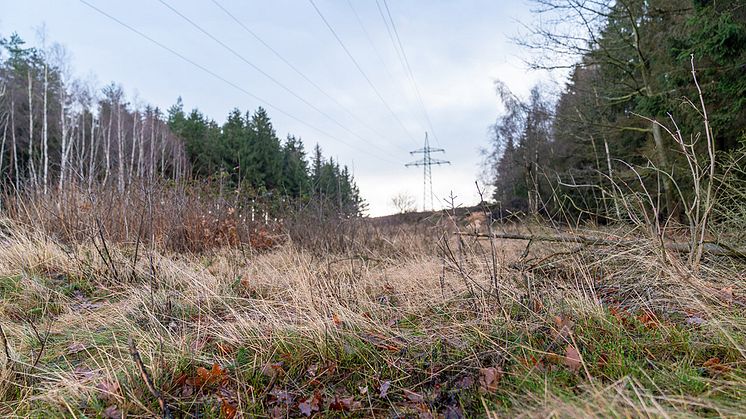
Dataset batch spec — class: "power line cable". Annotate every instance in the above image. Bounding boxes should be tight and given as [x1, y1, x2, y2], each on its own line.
[156, 0, 406, 158]
[380, 0, 443, 147]
[344, 0, 410, 105]
[79, 0, 402, 166]
[209, 0, 403, 153]
[307, 0, 419, 146]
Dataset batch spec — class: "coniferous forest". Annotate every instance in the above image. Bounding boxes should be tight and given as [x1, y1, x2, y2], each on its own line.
[0, 33, 363, 217]
[485, 0, 745, 225]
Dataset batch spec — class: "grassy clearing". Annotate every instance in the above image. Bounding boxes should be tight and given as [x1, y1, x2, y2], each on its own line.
[0, 218, 744, 418]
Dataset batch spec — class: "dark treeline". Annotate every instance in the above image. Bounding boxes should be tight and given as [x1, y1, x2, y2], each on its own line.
[0, 33, 363, 216]
[486, 0, 746, 219]
[167, 100, 363, 216]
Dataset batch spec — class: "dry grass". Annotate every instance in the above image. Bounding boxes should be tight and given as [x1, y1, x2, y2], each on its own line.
[0, 210, 743, 418]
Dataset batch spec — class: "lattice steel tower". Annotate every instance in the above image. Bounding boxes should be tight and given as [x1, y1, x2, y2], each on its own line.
[406, 132, 450, 211]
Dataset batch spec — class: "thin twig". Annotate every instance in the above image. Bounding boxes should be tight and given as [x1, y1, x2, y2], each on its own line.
[0, 323, 12, 366]
[128, 337, 173, 419]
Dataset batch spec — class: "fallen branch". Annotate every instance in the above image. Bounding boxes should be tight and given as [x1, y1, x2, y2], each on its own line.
[128, 337, 173, 419]
[459, 232, 746, 259]
[0, 323, 12, 366]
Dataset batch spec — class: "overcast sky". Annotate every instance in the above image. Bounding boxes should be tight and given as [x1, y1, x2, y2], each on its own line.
[1, 0, 554, 216]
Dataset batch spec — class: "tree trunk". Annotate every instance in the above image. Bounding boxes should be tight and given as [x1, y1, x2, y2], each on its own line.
[88, 115, 98, 189]
[149, 112, 156, 180]
[604, 137, 621, 220]
[42, 63, 49, 194]
[651, 121, 677, 219]
[104, 108, 112, 186]
[0, 114, 8, 205]
[137, 114, 144, 178]
[117, 103, 124, 192]
[77, 112, 86, 182]
[129, 111, 138, 184]
[27, 70, 37, 187]
[11, 98, 19, 191]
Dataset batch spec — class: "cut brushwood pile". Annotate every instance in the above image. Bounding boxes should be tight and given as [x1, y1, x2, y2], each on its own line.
[458, 231, 746, 259]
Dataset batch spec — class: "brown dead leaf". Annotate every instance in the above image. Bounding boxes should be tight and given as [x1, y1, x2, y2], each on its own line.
[444, 405, 465, 419]
[261, 362, 284, 379]
[686, 315, 706, 326]
[379, 380, 391, 398]
[96, 380, 120, 404]
[67, 342, 87, 355]
[269, 388, 294, 405]
[455, 375, 475, 390]
[531, 297, 544, 312]
[478, 367, 502, 393]
[637, 310, 659, 329]
[298, 391, 322, 416]
[329, 395, 361, 411]
[564, 344, 582, 372]
[269, 405, 286, 418]
[361, 333, 401, 351]
[196, 363, 227, 388]
[718, 287, 734, 306]
[220, 398, 237, 419]
[102, 405, 122, 419]
[553, 315, 574, 340]
[703, 357, 731, 375]
[73, 366, 95, 381]
[403, 389, 424, 403]
[597, 352, 609, 370]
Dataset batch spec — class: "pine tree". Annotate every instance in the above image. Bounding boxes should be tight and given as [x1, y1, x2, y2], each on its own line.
[281, 135, 309, 198]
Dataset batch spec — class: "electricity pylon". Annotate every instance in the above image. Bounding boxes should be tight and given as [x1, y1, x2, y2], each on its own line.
[406, 132, 450, 211]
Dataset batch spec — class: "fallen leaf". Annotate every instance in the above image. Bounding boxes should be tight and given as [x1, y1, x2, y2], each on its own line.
[386, 316, 401, 327]
[195, 363, 228, 388]
[478, 367, 502, 393]
[686, 316, 705, 326]
[298, 392, 321, 417]
[379, 380, 391, 398]
[531, 297, 544, 312]
[269, 406, 285, 418]
[96, 380, 120, 404]
[269, 388, 293, 405]
[306, 364, 318, 378]
[67, 342, 87, 355]
[596, 352, 609, 370]
[637, 310, 659, 329]
[403, 389, 424, 403]
[73, 366, 95, 381]
[298, 399, 312, 416]
[329, 395, 361, 411]
[444, 405, 465, 419]
[102, 405, 122, 419]
[361, 333, 402, 351]
[553, 315, 575, 340]
[220, 398, 237, 419]
[455, 375, 475, 390]
[703, 357, 731, 375]
[519, 355, 542, 369]
[564, 345, 582, 372]
[261, 362, 284, 379]
[718, 287, 734, 306]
